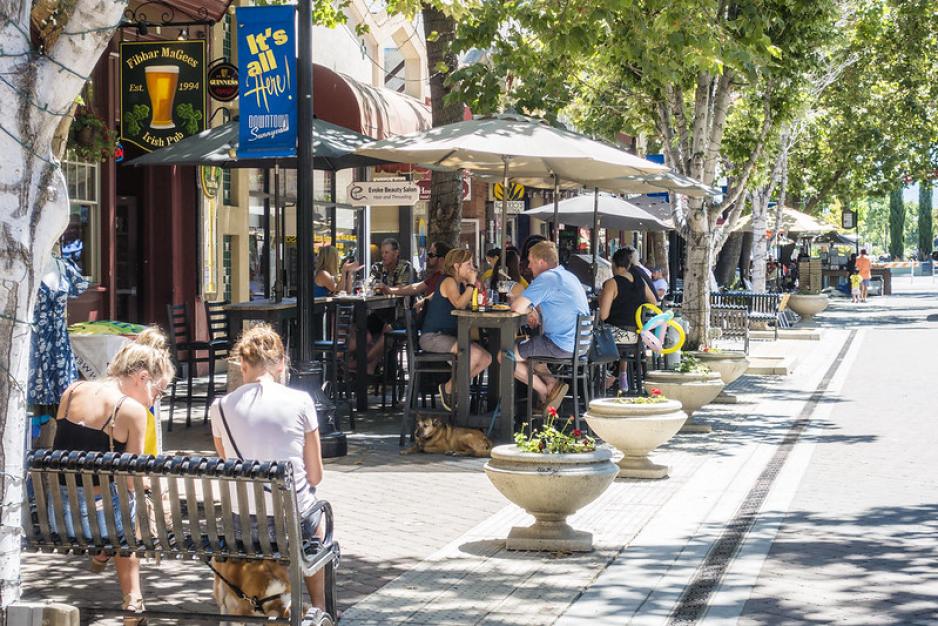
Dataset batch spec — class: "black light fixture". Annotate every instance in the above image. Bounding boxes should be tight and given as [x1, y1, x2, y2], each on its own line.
[177, 27, 188, 40]
[137, 21, 148, 36]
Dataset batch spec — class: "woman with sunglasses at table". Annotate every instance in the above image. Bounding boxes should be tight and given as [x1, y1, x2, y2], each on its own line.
[50, 336, 174, 623]
[419, 248, 493, 411]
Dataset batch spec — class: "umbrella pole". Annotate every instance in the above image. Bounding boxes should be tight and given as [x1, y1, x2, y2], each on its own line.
[552, 173, 560, 245]
[500, 156, 510, 250]
[591, 187, 599, 288]
[274, 163, 283, 303]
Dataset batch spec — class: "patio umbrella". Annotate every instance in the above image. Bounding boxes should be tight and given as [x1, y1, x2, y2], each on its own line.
[526, 190, 670, 282]
[129, 118, 391, 302]
[525, 191, 671, 232]
[127, 118, 390, 170]
[813, 230, 858, 246]
[355, 113, 669, 248]
[734, 206, 830, 236]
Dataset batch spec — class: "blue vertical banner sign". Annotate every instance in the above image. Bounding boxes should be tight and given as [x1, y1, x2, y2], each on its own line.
[237, 5, 297, 159]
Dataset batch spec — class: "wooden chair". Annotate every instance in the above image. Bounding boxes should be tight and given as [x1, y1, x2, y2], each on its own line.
[166, 303, 218, 430]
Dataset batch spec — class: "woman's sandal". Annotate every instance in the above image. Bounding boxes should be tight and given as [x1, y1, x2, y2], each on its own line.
[122, 594, 147, 626]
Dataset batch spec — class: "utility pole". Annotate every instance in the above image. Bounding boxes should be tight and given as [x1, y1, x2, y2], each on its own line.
[293, 0, 346, 457]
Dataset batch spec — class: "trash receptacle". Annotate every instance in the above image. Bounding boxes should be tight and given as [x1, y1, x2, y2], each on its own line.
[868, 275, 884, 296]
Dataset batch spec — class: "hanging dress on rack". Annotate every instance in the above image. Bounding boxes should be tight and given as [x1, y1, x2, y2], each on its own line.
[28, 257, 89, 405]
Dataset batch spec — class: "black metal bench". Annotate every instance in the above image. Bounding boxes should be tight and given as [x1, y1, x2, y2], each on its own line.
[708, 305, 751, 353]
[710, 291, 782, 339]
[23, 450, 339, 625]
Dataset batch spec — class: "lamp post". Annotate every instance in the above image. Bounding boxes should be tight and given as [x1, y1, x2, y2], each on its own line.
[291, 0, 346, 457]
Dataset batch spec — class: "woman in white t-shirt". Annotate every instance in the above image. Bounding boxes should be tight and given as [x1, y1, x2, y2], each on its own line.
[210, 324, 326, 612]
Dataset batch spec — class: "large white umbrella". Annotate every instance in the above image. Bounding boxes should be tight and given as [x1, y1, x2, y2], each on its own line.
[526, 190, 670, 282]
[355, 113, 669, 248]
[525, 191, 671, 231]
[734, 206, 830, 235]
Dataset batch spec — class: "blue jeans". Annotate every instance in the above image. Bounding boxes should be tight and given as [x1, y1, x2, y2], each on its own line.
[47, 483, 133, 542]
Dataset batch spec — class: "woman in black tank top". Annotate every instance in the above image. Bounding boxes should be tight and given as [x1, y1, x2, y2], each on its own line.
[599, 247, 657, 340]
[49, 335, 174, 622]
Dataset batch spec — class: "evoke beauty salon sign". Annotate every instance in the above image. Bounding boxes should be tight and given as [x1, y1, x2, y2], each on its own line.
[347, 181, 421, 206]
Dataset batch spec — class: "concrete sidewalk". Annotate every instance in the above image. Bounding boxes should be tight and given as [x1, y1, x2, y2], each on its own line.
[24, 292, 911, 625]
[337, 327, 850, 625]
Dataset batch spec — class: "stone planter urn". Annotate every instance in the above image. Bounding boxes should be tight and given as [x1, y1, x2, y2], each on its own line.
[643, 370, 725, 433]
[584, 397, 686, 479]
[484, 445, 618, 552]
[685, 350, 750, 385]
[787, 293, 829, 321]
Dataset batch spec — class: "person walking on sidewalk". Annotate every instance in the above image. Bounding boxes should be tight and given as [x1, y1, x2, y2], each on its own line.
[856, 249, 872, 302]
[850, 271, 863, 303]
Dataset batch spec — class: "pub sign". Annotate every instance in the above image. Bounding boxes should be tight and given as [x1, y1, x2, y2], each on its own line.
[237, 5, 297, 160]
[120, 41, 206, 152]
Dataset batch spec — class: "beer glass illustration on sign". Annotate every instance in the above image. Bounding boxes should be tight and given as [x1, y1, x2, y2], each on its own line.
[145, 65, 179, 129]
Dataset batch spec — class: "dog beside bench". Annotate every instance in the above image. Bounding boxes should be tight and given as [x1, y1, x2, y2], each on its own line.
[23, 449, 340, 625]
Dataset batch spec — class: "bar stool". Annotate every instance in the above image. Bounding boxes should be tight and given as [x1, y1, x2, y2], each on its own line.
[399, 307, 456, 446]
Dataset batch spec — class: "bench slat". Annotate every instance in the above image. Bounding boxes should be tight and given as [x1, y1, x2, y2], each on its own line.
[61, 473, 87, 550]
[148, 477, 174, 551]
[185, 476, 203, 552]
[28, 470, 52, 547]
[132, 476, 153, 552]
[167, 477, 187, 555]
[201, 477, 222, 554]
[235, 480, 255, 557]
[79, 472, 103, 548]
[114, 477, 137, 553]
[47, 473, 69, 549]
[253, 481, 273, 556]
[271, 482, 288, 558]
[97, 474, 121, 554]
[219, 475, 236, 556]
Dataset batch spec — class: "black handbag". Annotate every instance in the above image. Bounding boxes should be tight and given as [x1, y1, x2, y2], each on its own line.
[590, 321, 620, 363]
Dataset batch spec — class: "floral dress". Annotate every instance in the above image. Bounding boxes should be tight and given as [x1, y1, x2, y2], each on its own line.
[28, 258, 89, 405]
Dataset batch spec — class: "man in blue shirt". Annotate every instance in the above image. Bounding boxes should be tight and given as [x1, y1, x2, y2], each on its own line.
[506, 241, 589, 412]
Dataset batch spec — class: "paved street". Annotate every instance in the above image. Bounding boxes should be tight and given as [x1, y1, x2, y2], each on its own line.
[19, 278, 938, 624]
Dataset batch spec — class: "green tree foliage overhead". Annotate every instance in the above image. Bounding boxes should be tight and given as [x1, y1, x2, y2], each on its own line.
[448, 0, 839, 347]
[787, 0, 938, 212]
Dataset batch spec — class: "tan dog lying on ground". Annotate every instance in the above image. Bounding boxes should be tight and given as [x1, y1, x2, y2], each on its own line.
[211, 558, 295, 621]
[402, 417, 493, 457]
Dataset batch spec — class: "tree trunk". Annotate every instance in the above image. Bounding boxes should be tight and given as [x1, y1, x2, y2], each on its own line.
[715, 232, 743, 287]
[888, 189, 905, 259]
[751, 191, 770, 292]
[0, 0, 126, 608]
[422, 5, 464, 248]
[918, 181, 933, 257]
[682, 232, 711, 350]
[648, 232, 671, 281]
[739, 231, 753, 286]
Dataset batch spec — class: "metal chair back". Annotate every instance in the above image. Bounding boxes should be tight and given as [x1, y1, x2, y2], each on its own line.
[204, 300, 231, 347]
[166, 303, 194, 355]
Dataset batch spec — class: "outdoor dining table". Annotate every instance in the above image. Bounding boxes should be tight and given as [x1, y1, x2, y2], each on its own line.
[225, 297, 297, 335]
[452, 309, 525, 442]
[320, 294, 404, 412]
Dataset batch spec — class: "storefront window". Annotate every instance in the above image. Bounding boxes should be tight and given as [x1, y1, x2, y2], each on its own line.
[62, 154, 100, 283]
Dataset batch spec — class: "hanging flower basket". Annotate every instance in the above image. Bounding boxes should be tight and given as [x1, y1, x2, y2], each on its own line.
[67, 107, 114, 162]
